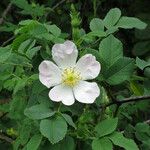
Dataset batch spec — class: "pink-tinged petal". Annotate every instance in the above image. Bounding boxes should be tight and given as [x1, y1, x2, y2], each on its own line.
[49, 84, 75, 106]
[76, 54, 101, 80]
[52, 40, 78, 69]
[39, 60, 61, 88]
[73, 81, 100, 104]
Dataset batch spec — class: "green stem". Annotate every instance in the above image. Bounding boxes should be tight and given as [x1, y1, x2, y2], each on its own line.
[93, 0, 97, 17]
[57, 103, 62, 112]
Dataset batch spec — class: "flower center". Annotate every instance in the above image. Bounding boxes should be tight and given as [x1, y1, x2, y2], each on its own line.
[62, 67, 81, 87]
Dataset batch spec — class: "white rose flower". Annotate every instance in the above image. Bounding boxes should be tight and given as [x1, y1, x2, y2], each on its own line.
[39, 40, 101, 106]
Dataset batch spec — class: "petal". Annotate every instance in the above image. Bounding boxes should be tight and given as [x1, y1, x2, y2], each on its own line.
[76, 54, 101, 80]
[73, 81, 100, 104]
[49, 84, 75, 106]
[52, 40, 78, 68]
[39, 60, 62, 88]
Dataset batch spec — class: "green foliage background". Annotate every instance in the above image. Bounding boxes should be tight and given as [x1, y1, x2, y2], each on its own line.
[0, 0, 150, 150]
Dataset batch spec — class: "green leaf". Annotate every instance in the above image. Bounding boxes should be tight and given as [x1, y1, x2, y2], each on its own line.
[9, 93, 27, 119]
[17, 39, 40, 59]
[26, 46, 41, 59]
[95, 118, 118, 137]
[88, 31, 106, 37]
[29, 24, 47, 37]
[12, 0, 45, 17]
[0, 22, 17, 32]
[22, 5, 45, 17]
[47, 136, 75, 150]
[4, 77, 17, 91]
[19, 19, 35, 25]
[12, 34, 29, 50]
[135, 123, 150, 133]
[104, 57, 135, 85]
[27, 134, 42, 150]
[12, 0, 29, 9]
[135, 122, 150, 142]
[45, 24, 61, 37]
[19, 119, 32, 145]
[28, 81, 52, 107]
[13, 77, 28, 94]
[92, 137, 113, 150]
[0, 46, 11, 63]
[99, 35, 123, 67]
[83, 31, 106, 39]
[24, 104, 55, 120]
[90, 18, 104, 31]
[135, 131, 150, 142]
[18, 39, 33, 53]
[62, 114, 76, 129]
[136, 57, 150, 70]
[103, 8, 121, 29]
[116, 16, 147, 29]
[0, 72, 12, 81]
[109, 132, 139, 150]
[28, 74, 39, 81]
[40, 115, 67, 144]
[130, 81, 144, 96]
[141, 140, 150, 150]
[6, 53, 31, 68]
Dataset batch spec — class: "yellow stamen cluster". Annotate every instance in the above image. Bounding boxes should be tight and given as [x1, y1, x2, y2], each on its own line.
[62, 67, 81, 87]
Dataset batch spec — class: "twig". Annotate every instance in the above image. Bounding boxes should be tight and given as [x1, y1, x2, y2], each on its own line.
[0, 112, 8, 119]
[44, 0, 67, 24]
[1, 36, 15, 47]
[0, 3, 12, 25]
[118, 95, 150, 104]
[52, 0, 66, 10]
[0, 133, 13, 143]
[100, 95, 150, 109]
